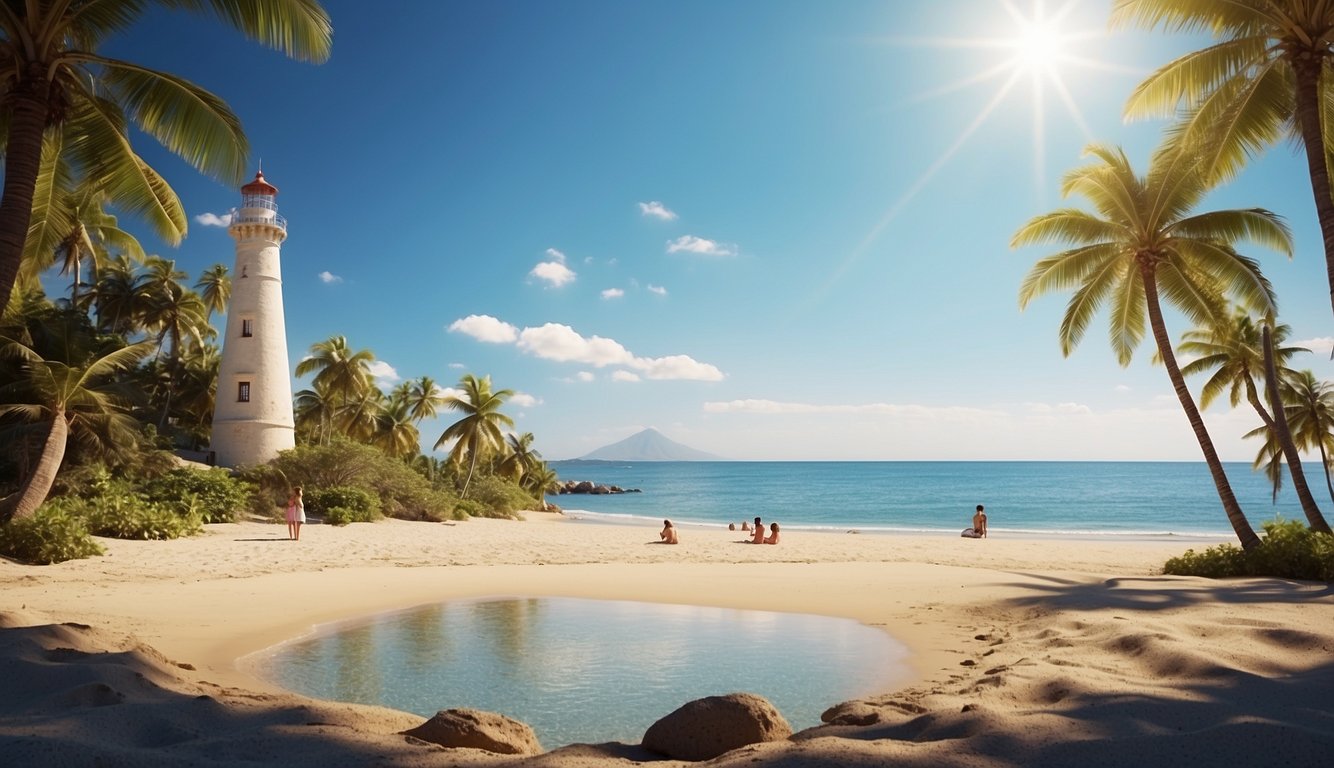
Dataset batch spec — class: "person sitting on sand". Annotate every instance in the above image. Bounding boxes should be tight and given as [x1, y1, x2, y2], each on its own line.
[660, 519, 679, 544]
[740, 520, 750, 532]
[764, 522, 780, 545]
[750, 517, 765, 544]
[962, 504, 987, 539]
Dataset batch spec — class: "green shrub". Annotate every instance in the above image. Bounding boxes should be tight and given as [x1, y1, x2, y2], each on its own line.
[305, 486, 380, 523]
[83, 495, 203, 540]
[452, 498, 488, 519]
[1164, 519, 1334, 581]
[141, 468, 253, 523]
[464, 475, 534, 519]
[0, 506, 104, 564]
[321, 506, 356, 526]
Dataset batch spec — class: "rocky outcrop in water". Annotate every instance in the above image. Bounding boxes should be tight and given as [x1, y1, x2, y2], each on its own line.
[401, 708, 542, 755]
[556, 480, 641, 495]
[642, 692, 792, 761]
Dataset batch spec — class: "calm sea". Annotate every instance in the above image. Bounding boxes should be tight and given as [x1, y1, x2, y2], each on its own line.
[548, 461, 1327, 538]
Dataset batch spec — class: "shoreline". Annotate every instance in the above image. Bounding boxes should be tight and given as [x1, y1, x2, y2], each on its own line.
[3, 514, 1332, 765]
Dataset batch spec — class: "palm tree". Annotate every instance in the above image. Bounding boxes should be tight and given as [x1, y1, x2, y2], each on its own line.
[1014, 142, 1290, 550]
[1113, 0, 1334, 323]
[372, 397, 420, 460]
[1177, 310, 1329, 531]
[0, 1, 333, 310]
[194, 265, 231, 322]
[0, 321, 152, 519]
[522, 461, 561, 512]
[295, 336, 375, 410]
[498, 432, 541, 483]
[1285, 370, 1334, 508]
[293, 383, 337, 445]
[87, 254, 150, 337]
[434, 374, 514, 498]
[404, 375, 446, 423]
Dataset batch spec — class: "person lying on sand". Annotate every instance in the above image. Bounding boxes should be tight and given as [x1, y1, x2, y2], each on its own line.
[659, 519, 679, 544]
[764, 522, 780, 545]
[750, 517, 766, 544]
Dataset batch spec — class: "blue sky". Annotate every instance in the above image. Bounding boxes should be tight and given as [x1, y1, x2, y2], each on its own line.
[100, 0, 1334, 461]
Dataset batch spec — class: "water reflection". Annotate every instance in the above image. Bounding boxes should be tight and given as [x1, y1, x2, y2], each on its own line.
[256, 598, 906, 747]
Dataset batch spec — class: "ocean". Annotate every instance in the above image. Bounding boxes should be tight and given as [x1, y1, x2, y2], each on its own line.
[548, 461, 1328, 539]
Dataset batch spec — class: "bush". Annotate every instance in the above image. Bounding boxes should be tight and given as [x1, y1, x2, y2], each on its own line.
[141, 468, 253, 523]
[305, 486, 380, 523]
[464, 475, 534, 519]
[0, 506, 104, 564]
[82, 494, 203, 540]
[260, 440, 465, 522]
[1164, 519, 1334, 581]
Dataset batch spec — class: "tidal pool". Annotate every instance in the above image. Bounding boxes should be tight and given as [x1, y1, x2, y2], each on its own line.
[249, 597, 908, 747]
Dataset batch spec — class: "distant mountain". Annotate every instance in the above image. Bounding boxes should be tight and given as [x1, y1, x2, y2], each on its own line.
[578, 428, 721, 461]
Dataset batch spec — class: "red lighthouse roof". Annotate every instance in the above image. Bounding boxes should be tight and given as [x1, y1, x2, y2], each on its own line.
[241, 170, 278, 196]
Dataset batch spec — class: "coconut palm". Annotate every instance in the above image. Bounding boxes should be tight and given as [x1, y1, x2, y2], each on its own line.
[294, 336, 375, 409]
[497, 432, 541, 483]
[194, 264, 231, 321]
[0, 0, 333, 311]
[1113, 0, 1334, 322]
[372, 397, 420, 460]
[1285, 370, 1334, 507]
[0, 319, 152, 519]
[293, 383, 337, 445]
[1177, 310, 1329, 531]
[434, 374, 514, 498]
[1014, 142, 1290, 549]
[522, 461, 561, 511]
[87, 254, 150, 337]
[404, 375, 446, 424]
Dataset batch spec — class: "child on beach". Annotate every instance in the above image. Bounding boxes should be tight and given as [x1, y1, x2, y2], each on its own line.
[660, 519, 679, 544]
[286, 487, 306, 541]
[750, 517, 765, 544]
[764, 522, 780, 545]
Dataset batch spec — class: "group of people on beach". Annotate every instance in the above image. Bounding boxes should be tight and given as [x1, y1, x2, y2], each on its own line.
[657, 516, 782, 545]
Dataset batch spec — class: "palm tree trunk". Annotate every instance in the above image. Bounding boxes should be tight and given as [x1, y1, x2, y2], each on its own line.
[1141, 268, 1259, 549]
[461, 444, 479, 499]
[1263, 326, 1332, 533]
[1290, 53, 1334, 325]
[11, 409, 70, 520]
[0, 80, 51, 309]
[1319, 441, 1334, 508]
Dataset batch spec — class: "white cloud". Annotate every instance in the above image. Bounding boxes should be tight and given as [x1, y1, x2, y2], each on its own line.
[667, 235, 736, 257]
[545, 247, 567, 263]
[612, 370, 641, 382]
[577, 371, 595, 382]
[639, 201, 678, 221]
[648, 284, 668, 296]
[703, 399, 959, 415]
[449, 362, 466, 369]
[601, 288, 625, 299]
[1115, 384, 1132, 393]
[195, 212, 232, 227]
[531, 260, 576, 287]
[318, 271, 343, 284]
[457, 317, 725, 382]
[510, 392, 541, 407]
[1294, 337, 1334, 356]
[448, 314, 519, 343]
[367, 360, 400, 385]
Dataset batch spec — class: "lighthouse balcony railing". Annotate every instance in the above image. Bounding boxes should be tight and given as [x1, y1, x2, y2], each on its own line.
[228, 210, 287, 231]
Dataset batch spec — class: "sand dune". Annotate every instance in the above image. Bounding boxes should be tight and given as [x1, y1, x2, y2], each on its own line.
[1, 514, 1331, 766]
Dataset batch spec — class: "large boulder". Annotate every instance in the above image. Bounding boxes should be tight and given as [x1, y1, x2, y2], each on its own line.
[642, 693, 791, 761]
[401, 708, 542, 755]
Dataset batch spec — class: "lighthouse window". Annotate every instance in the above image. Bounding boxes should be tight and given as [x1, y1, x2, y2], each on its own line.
[238, 381, 251, 402]
[241, 319, 253, 337]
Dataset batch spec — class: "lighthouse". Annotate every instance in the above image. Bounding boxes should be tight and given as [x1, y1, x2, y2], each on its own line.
[209, 170, 296, 468]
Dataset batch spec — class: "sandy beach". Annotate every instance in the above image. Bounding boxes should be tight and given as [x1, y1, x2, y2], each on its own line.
[2, 512, 1331, 766]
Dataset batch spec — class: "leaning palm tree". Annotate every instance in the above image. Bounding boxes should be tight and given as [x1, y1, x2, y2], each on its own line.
[1177, 310, 1329, 530]
[372, 397, 420, 460]
[0, 325, 152, 520]
[434, 374, 514, 499]
[0, 1, 333, 311]
[1113, 0, 1334, 323]
[1015, 142, 1291, 550]
[404, 375, 446, 424]
[1285, 370, 1334, 508]
[522, 461, 561, 512]
[295, 336, 376, 410]
[497, 432, 541, 483]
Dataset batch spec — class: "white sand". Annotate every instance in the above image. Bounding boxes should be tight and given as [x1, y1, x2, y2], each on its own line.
[2, 513, 1331, 766]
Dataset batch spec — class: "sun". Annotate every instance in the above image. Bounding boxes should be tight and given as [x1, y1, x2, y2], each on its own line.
[1014, 18, 1067, 76]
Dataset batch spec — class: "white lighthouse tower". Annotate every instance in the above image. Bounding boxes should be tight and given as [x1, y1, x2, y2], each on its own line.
[210, 170, 296, 468]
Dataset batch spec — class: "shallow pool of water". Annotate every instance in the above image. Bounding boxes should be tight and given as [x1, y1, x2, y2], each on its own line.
[249, 597, 908, 747]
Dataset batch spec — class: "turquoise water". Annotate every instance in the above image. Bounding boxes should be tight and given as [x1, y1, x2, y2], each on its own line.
[550, 461, 1324, 537]
[252, 598, 905, 748]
